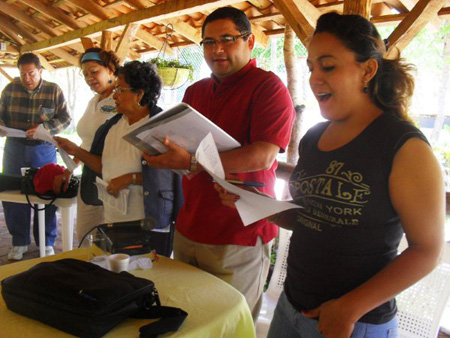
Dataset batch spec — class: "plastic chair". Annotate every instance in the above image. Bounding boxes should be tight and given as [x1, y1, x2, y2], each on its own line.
[256, 228, 292, 338]
[396, 241, 450, 338]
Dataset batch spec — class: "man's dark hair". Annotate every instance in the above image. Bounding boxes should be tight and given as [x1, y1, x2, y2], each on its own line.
[202, 7, 251, 37]
[17, 53, 41, 69]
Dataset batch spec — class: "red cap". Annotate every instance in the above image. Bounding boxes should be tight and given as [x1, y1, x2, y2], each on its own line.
[33, 163, 66, 194]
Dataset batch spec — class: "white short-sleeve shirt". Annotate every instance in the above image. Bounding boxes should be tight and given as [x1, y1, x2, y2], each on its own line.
[77, 94, 116, 151]
[102, 114, 149, 223]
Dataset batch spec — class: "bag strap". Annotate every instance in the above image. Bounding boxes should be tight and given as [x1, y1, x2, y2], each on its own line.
[133, 306, 188, 338]
[25, 191, 56, 211]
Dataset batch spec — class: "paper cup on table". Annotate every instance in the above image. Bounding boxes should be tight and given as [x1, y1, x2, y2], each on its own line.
[108, 254, 130, 273]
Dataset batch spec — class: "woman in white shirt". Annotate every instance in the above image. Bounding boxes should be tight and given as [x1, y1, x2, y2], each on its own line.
[56, 61, 182, 257]
[54, 48, 121, 240]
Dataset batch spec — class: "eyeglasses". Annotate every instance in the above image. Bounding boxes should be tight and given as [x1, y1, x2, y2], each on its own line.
[200, 32, 251, 48]
[113, 86, 133, 95]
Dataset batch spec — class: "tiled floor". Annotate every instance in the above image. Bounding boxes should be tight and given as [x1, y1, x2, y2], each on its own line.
[0, 203, 79, 265]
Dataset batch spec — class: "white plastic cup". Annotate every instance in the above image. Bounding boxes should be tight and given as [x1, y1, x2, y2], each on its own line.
[108, 254, 130, 273]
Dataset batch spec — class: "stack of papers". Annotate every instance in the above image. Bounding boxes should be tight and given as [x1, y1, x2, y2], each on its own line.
[123, 103, 241, 156]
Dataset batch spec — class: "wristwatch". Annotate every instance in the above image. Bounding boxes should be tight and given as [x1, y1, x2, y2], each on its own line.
[189, 155, 198, 173]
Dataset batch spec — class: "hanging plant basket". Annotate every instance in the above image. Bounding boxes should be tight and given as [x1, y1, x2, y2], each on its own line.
[157, 67, 191, 89]
[149, 24, 194, 90]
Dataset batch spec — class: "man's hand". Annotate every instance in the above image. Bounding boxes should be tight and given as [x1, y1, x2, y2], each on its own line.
[53, 170, 72, 194]
[142, 137, 191, 170]
[302, 299, 356, 338]
[106, 174, 132, 198]
[26, 125, 38, 139]
[54, 136, 79, 156]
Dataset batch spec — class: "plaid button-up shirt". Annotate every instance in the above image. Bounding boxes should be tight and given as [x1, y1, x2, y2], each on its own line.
[0, 78, 71, 135]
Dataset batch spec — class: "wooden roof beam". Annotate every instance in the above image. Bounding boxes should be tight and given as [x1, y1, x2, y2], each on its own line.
[66, 0, 116, 21]
[387, 0, 447, 58]
[272, 0, 321, 46]
[20, 0, 244, 54]
[36, 53, 56, 72]
[160, 19, 202, 44]
[0, 66, 13, 81]
[344, 0, 373, 18]
[251, 23, 269, 47]
[19, 0, 83, 30]
[0, 18, 26, 46]
[115, 23, 139, 60]
[135, 27, 174, 55]
[50, 47, 79, 66]
[0, 1, 61, 37]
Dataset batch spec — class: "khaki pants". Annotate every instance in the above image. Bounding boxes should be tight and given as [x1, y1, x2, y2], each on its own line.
[174, 230, 271, 321]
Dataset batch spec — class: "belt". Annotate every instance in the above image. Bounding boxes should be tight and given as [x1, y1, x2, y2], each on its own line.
[8, 137, 46, 146]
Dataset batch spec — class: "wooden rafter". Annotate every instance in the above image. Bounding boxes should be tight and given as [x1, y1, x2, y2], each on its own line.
[135, 27, 174, 55]
[20, 0, 243, 54]
[115, 23, 139, 60]
[387, 0, 447, 58]
[0, 1, 61, 37]
[65, 0, 116, 21]
[36, 53, 56, 72]
[160, 19, 202, 44]
[0, 18, 26, 46]
[344, 0, 373, 18]
[251, 23, 270, 47]
[0, 66, 13, 81]
[19, 0, 83, 30]
[271, 0, 320, 46]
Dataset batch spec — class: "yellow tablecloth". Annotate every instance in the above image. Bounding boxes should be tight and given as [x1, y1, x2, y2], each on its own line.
[0, 249, 256, 338]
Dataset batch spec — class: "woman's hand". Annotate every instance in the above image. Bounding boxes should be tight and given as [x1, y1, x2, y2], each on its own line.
[106, 174, 133, 198]
[53, 170, 72, 194]
[302, 299, 356, 338]
[54, 136, 79, 156]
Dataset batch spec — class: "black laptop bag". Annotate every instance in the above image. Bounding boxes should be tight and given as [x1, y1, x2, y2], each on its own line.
[1, 258, 187, 338]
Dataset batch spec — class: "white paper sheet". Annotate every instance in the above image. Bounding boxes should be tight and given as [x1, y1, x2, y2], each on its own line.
[34, 125, 78, 172]
[195, 133, 301, 226]
[94, 177, 130, 215]
[0, 125, 26, 138]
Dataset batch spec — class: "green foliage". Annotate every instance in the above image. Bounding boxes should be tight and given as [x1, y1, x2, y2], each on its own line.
[150, 57, 194, 82]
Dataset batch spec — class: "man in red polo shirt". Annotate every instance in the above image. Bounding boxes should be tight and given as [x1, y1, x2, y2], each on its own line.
[143, 7, 294, 319]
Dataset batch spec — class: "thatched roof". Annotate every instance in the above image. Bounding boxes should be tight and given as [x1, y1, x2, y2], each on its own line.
[0, 0, 448, 71]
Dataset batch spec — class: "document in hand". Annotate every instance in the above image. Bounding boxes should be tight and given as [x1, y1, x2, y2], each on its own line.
[196, 133, 302, 226]
[123, 103, 241, 155]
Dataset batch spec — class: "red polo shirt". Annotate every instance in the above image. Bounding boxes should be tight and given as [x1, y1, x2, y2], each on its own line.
[177, 59, 294, 246]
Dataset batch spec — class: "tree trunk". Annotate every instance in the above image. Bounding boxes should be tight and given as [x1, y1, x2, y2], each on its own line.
[281, 24, 305, 200]
[430, 27, 450, 144]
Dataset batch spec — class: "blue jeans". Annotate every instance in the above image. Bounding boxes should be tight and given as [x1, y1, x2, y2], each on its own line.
[268, 292, 398, 338]
[2, 139, 57, 246]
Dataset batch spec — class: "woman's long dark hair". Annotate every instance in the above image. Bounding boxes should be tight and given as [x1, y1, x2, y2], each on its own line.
[314, 12, 415, 120]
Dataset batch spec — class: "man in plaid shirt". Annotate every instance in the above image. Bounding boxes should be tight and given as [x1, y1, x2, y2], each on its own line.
[0, 53, 71, 260]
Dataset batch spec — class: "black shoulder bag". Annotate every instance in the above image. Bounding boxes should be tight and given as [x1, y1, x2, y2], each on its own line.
[1, 258, 187, 338]
[21, 167, 79, 211]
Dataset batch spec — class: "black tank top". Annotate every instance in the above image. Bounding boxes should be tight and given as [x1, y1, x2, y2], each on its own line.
[286, 113, 428, 324]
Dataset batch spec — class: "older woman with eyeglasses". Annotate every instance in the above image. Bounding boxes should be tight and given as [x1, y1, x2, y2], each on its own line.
[55, 61, 183, 256]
